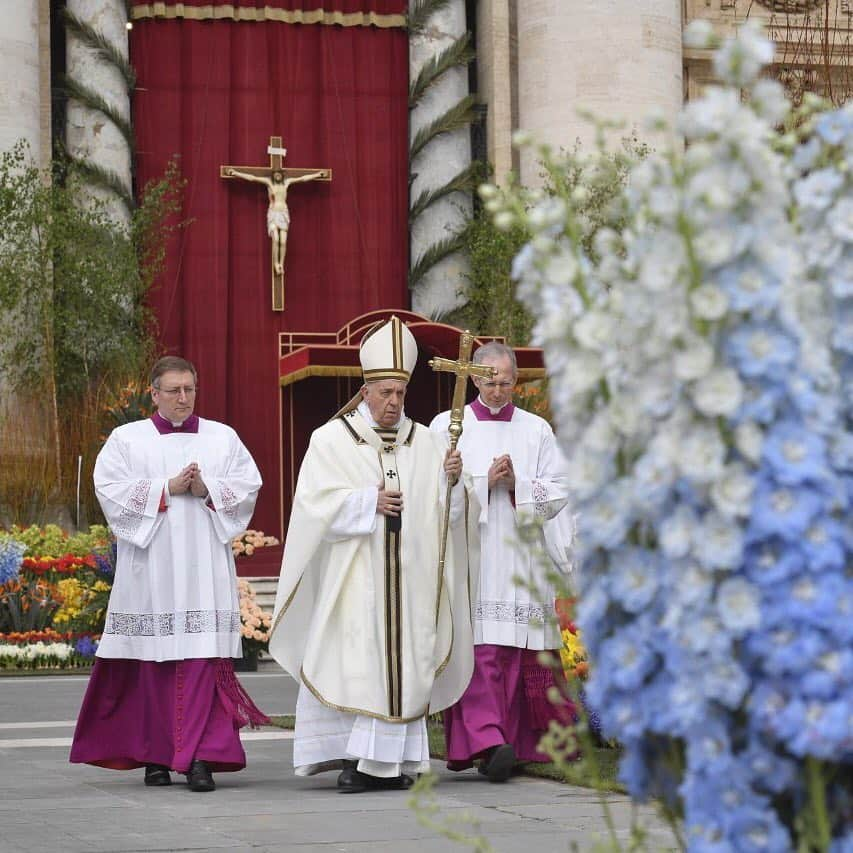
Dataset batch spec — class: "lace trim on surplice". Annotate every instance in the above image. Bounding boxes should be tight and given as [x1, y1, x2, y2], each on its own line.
[113, 479, 152, 539]
[531, 480, 550, 516]
[474, 600, 545, 625]
[219, 484, 239, 520]
[104, 609, 240, 637]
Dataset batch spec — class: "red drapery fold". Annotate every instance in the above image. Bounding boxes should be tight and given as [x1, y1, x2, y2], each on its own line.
[131, 15, 409, 535]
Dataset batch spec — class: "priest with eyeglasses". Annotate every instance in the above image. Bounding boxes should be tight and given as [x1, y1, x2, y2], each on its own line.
[430, 342, 576, 783]
[70, 356, 267, 792]
[269, 316, 478, 793]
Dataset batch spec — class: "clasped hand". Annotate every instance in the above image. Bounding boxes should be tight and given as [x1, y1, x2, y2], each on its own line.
[488, 454, 515, 490]
[168, 463, 207, 498]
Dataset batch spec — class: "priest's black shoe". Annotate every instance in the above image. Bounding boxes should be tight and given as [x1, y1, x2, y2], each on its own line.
[144, 764, 172, 786]
[186, 760, 216, 792]
[482, 744, 515, 783]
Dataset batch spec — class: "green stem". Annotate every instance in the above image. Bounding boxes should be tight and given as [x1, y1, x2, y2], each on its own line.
[805, 757, 831, 851]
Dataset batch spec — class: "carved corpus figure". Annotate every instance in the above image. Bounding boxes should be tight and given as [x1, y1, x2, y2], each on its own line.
[224, 159, 329, 275]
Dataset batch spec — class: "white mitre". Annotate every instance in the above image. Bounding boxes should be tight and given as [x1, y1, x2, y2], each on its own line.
[360, 315, 418, 382]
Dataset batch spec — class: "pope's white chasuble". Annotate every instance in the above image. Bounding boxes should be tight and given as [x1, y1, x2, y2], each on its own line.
[430, 404, 573, 650]
[94, 418, 261, 661]
[270, 406, 477, 727]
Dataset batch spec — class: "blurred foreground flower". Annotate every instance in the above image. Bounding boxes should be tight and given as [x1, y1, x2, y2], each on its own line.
[486, 20, 852, 851]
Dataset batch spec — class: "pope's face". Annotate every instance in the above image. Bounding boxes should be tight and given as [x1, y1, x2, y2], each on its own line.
[151, 369, 197, 424]
[362, 379, 407, 428]
[473, 355, 516, 409]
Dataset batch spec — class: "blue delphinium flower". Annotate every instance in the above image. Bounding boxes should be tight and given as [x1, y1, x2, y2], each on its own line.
[743, 540, 805, 586]
[735, 382, 785, 425]
[598, 629, 658, 691]
[748, 480, 825, 541]
[0, 537, 26, 584]
[607, 546, 660, 612]
[762, 421, 829, 486]
[740, 737, 800, 796]
[726, 323, 798, 382]
[725, 804, 792, 852]
[685, 716, 734, 772]
[717, 259, 780, 315]
[799, 517, 846, 572]
[814, 111, 853, 146]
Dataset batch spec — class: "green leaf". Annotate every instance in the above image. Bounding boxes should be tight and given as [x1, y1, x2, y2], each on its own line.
[410, 95, 480, 162]
[409, 34, 475, 107]
[61, 75, 135, 154]
[408, 233, 464, 289]
[62, 8, 136, 92]
[409, 162, 479, 223]
[407, 0, 453, 36]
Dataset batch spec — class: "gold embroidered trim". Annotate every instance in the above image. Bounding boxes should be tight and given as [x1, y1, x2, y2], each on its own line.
[384, 519, 403, 717]
[362, 367, 411, 381]
[270, 575, 301, 634]
[279, 365, 362, 387]
[130, 3, 407, 28]
[301, 669, 427, 723]
[337, 414, 367, 445]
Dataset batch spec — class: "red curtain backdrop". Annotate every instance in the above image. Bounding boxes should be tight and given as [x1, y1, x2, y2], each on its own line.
[130, 10, 409, 535]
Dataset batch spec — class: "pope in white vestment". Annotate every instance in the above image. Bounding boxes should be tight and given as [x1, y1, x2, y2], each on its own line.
[270, 316, 478, 793]
[430, 342, 576, 783]
[70, 357, 267, 793]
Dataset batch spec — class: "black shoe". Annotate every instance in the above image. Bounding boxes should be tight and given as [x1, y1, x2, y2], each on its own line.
[186, 759, 215, 792]
[338, 767, 414, 794]
[144, 764, 172, 786]
[376, 773, 414, 791]
[337, 766, 369, 794]
[483, 744, 515, 783]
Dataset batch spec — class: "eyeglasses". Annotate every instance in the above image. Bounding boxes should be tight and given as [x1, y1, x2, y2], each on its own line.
[153, 385, 197, 396]
[480, 381, 515, 390]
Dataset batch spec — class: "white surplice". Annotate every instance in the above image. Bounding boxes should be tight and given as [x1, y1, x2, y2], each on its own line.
[271, 403, 478, 777]
[94, 417, 261, 661]
[430, 402, 574, 651]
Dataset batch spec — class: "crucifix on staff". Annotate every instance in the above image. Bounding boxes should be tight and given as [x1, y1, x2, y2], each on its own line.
[220, 136, 332, 311]
[429, 331, 497, 577]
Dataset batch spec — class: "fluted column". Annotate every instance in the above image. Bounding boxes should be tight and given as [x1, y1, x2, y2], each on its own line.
[65, 0, 132, 222]
[517, 0, 683, 185]
[0, 0, 43, 164]
[410, 0, 473, 317]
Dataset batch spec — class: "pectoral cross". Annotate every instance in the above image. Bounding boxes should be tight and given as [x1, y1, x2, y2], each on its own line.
[220, 136, 332, 312]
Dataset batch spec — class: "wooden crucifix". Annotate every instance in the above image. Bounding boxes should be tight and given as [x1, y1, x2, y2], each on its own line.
[429, 331, 497, 578]
[220, 136, 331, 311]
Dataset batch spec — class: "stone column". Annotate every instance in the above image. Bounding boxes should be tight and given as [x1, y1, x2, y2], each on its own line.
[410, 0, 473, 318]
[0, 0, 43, 164]
[476, 0, 515, 186]
[516, 0, 683, 185]
[65, 0, 132, 222]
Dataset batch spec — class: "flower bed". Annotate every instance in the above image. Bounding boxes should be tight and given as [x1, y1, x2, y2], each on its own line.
[0, 526, 112, 670]
[1, 525, 276, 670]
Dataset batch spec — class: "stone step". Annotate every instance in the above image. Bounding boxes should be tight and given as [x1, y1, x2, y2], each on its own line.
[240, 576, 278, 613]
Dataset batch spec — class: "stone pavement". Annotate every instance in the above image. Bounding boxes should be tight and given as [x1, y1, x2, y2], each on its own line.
[0, 665, 677, 852]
